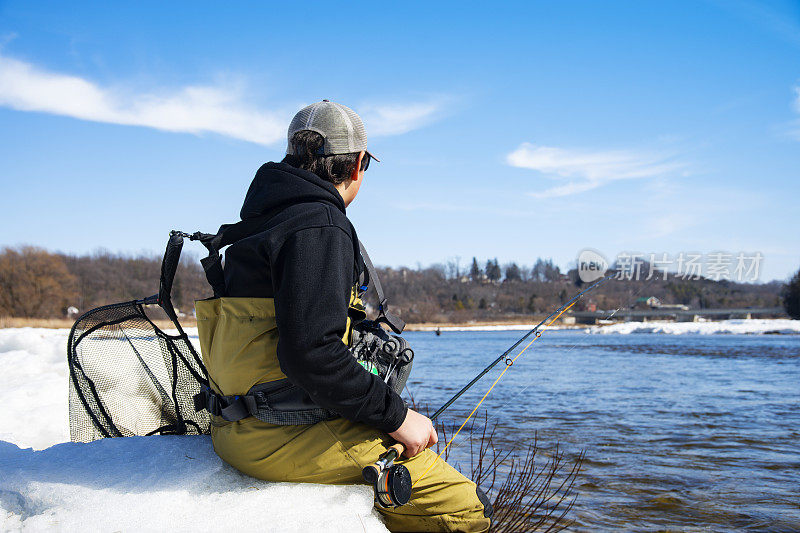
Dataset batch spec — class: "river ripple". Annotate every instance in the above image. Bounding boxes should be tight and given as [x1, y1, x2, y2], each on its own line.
[404, 330, 800, 531]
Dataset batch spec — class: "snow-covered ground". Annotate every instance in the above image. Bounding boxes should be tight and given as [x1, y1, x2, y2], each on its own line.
[2, 318, 797, 530]
[0, 328, 387, 532]
[587, 318, 800, 335]
[0, 328, 71, 450]
[1, 436, 384, 532]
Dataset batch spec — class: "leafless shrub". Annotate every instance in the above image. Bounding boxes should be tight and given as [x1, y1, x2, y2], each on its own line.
[409, 394, 582, 532]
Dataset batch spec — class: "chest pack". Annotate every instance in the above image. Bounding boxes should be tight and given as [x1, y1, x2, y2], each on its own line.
[349, 239, 413, 393]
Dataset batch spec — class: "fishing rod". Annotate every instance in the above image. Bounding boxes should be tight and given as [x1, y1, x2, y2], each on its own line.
[363, 272, 617, 508]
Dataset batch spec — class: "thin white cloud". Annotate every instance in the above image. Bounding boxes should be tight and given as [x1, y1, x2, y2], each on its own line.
[506, 143, 680, 198]
[0, 54, 288, 145]
[0, 54, 444, 145]
[359, 99, 446, 136]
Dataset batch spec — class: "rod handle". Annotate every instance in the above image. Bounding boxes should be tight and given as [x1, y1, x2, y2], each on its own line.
[362, 442, 406, 483]
[388, 443, 405, 459]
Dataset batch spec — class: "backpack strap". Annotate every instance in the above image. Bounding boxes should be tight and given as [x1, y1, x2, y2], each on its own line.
[190, 213, 275, 298]
[158, 231, 187, 322]
[358, 240, 405, 334]
[189, 215, 404, 336]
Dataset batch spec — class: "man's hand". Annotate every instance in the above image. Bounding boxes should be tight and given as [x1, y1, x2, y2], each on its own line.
[388, 409, 438, 458]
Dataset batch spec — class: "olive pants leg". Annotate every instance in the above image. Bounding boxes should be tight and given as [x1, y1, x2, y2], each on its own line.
[211, 416, 491, 532]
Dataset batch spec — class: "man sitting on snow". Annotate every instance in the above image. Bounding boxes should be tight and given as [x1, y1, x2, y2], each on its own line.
[195, 100, 491, 532]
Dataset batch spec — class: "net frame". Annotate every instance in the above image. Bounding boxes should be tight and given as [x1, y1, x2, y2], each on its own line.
[67, 232, 210, 442]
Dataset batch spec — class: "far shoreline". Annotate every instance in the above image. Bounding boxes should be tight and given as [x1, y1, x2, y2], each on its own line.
[2, 317, 797, 335]
[0, 316, 580, 331]
[405, 320, 586, 331]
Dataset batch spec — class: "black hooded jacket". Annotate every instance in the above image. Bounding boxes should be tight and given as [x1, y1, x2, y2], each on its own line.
[222, 162, 407, 434]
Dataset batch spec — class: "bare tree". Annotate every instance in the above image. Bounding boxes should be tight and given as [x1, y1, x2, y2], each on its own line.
[446, 256, 463, 280]
[0, 246, 78, 318]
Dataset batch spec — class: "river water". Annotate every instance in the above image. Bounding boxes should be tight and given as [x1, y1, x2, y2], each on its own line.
[403, 330, 800, 531]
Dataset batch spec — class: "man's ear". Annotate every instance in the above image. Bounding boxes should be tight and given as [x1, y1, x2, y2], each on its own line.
[350, 151, 364, 182]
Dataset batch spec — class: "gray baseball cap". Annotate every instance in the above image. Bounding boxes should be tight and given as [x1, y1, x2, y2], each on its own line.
[286, 100, 379, 162]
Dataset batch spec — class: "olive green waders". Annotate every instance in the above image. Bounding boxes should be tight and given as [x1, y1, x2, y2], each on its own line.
[196, 297, 490, 532]
[212, 417, 489, 532]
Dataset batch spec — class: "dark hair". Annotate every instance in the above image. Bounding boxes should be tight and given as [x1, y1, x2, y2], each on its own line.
[282, 130, 360, 185]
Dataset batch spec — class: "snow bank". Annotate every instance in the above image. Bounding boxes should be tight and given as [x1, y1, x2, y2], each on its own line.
[0, 328, 388, 532]
[586, 319, 800, 335]
[0, 436, 386, 532]
[0, 328, 71, 450]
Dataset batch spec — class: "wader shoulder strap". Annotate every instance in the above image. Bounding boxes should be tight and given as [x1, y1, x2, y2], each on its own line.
[358, 240, 405, 334]
[191, 212, 277, 297]
[195, 206, 352, 297]
[191, 214, 404, 337]
[158, 231, 187, 323]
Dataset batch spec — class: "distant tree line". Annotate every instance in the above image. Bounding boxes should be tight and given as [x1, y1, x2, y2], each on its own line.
[373, 256, 785, 323]
[0, 246, 207, 319]
[0, 247, 791, 322]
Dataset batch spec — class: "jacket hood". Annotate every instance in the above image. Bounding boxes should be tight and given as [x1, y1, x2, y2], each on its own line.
[240, 162, 346, 220]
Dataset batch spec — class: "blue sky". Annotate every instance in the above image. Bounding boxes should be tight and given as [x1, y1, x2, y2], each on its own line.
[0, 0, 798, 281]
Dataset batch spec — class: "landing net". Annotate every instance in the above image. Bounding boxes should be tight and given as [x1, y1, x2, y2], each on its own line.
[67, 233, 210, 442]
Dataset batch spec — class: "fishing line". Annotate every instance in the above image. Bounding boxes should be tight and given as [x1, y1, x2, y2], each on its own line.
[430, 273, 664, 469]
[412, 300, 578, 487]
[428, 273, 615, 422]
[364, 271, 663, 506]
[409, 272, 618, 487]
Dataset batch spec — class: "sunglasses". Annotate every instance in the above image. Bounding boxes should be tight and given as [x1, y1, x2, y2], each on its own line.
[360, 153, 371, 172]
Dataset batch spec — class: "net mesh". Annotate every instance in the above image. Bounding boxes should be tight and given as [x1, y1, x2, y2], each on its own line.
[68, 298, 210, 442]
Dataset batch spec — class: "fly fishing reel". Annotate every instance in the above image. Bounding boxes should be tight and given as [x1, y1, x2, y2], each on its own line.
[362, 444, 412, 508]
